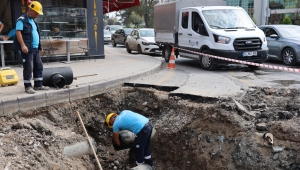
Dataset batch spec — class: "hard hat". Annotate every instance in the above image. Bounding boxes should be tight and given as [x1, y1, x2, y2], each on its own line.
[28, 1, 43, 15]
[106, 113, 115, 128]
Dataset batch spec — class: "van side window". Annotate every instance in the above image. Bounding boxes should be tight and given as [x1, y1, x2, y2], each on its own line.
[192, 12, 203, 33]
[181, 12, 189, 29]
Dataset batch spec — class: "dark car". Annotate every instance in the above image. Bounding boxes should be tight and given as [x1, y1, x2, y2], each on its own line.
[258, 25, 300, 66]
[111, 28, 133, 47]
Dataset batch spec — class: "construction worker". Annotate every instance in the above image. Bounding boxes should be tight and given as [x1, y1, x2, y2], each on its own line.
[106, 110, 153, 167]
[1, 28, 16, 40]
[13, 1, 49, 94]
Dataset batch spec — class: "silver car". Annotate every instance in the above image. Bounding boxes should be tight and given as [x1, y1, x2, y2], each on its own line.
[258, 25, 300, 66]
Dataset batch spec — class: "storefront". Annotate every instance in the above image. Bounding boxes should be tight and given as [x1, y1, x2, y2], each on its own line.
[0, 0, 105, 65]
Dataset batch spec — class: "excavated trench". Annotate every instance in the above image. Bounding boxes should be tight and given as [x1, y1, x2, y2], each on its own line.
[1, 86, 300, 170]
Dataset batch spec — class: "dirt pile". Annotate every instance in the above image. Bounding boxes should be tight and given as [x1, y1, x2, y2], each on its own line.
[0, 86, 300, 170]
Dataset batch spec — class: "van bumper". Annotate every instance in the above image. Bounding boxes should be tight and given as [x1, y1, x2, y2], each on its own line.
[210, 49, 268, 64]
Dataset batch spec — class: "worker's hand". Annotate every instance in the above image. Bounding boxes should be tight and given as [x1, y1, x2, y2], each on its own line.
[3, 36, 9, 40]
[21, 45, 28, 54]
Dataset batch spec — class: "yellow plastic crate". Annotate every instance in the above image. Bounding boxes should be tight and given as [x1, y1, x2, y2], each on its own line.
[0, 67, 19, 87]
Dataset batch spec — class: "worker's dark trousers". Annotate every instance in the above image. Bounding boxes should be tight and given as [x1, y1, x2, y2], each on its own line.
[22, 48, 43, 88]
[134, 122, 153, 166]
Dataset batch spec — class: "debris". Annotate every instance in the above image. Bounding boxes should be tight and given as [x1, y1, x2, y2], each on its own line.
[263, 133, 274, 145]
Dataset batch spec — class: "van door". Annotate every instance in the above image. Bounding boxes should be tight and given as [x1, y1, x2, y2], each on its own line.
[178, 10, 191, 49]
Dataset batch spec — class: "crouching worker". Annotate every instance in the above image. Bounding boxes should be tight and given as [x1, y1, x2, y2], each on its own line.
[106, 110, 153, 167]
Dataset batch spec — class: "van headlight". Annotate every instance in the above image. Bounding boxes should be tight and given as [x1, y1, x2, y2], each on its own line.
[213, 34, 231, 44]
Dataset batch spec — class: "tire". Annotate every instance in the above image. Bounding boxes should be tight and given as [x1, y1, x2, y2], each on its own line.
[282, 48, 296, 66]
[112, 39, 116, 47]
[247, 64, 260, 69]
[138, 45, 143, 54]
[126, 43, 131, 53]
[199, 49, 216, 70]
[163, 46, 171, 63]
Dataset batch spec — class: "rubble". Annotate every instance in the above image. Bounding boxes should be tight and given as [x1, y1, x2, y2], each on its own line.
[0, 86, 300, 169]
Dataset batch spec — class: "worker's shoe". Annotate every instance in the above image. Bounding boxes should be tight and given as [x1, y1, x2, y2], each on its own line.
[25, 87, 35, 94]
[34, 86, 49, 91]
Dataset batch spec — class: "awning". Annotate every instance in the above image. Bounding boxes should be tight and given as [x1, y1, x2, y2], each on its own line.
[103, 0, 140, 14]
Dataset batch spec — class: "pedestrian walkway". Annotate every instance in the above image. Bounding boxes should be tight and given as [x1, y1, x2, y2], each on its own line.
[0, 49, 163, 116]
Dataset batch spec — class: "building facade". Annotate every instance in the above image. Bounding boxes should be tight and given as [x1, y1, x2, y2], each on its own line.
[227, 0, 300, 25]
[0, 0, 105, 65]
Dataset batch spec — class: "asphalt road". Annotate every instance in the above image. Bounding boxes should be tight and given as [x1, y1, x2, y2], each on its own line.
[109, 44, 300, 98]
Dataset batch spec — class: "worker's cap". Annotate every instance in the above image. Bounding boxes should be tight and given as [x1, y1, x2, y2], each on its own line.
[106, 113, 117, 128]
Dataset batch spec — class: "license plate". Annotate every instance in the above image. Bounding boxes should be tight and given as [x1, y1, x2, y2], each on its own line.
[243, 51, 257, 57]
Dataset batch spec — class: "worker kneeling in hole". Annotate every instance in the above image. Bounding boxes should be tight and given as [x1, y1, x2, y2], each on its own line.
[106, 110, 153, 167]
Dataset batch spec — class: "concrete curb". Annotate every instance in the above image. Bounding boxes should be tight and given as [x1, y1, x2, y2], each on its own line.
[0, 60, 164, 116]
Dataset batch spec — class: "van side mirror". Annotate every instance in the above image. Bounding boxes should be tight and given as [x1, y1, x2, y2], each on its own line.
[198, 24, 208, 36]
[270, 34, 278, 39]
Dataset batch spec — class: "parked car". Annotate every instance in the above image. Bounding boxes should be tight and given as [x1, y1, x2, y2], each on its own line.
[258, 25, 300, 66]
[125, 28, 161, 54]
[103, 30, 111, 44]
[104, 25, 123, 34]
[111, 28, 134, 47]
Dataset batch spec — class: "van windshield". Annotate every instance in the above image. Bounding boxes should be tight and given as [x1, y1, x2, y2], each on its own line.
[202, 9, 255, 29]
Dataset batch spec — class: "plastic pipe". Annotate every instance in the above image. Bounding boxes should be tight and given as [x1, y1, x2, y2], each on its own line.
[63, 137, 97, 157]
[43, 66, 73, 88]
[131, 164, 153, 170]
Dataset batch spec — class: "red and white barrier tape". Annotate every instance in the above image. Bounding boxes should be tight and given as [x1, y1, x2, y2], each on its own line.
[175, 47, 300, 73]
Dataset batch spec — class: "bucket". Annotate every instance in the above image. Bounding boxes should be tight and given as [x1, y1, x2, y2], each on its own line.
[113, 128, 156, 151]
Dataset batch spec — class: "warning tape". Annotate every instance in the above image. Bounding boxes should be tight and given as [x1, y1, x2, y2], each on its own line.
[175, 47, 300, 73]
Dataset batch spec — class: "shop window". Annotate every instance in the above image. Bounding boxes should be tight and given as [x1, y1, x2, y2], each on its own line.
[36, 7, 87, 39]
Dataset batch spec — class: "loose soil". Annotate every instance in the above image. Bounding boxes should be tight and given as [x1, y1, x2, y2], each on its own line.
[1, 86, 300, 170]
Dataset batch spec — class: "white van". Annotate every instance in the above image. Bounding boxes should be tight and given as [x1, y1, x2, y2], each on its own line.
[154, 1, 268, 70]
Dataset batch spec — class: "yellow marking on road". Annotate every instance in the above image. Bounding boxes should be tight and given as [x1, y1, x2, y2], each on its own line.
[155, 69, 174, 85]
[228, 71, 255, 86]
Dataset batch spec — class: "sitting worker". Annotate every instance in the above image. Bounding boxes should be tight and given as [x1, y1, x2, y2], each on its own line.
[0, 21, 4, 33]
[0, 28, 16, 40]
[106, 110, 153, 167]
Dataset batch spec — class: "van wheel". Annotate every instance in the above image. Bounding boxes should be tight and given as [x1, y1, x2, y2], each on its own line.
[138, 45, 143, 54]
[163, 46, 171, 63]
[199, 50, 216, 70]
[126, 43, 131, 53]
[247, 64, 260, 69]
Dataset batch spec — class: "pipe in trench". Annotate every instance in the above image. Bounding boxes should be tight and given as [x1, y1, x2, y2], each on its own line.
[63, 137, 97, 157]
[43, 66, 73, 88]
[131, 164, 153, 170]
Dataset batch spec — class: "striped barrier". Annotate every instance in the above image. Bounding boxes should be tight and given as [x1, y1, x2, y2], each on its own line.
[176, 47, 300, 73]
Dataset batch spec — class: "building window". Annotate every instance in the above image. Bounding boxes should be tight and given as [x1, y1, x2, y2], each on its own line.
[226, 0, 254, 17]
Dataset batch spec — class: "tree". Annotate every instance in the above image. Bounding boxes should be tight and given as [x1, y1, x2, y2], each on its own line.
[107, 19, 115, 25]
[281, 16, 292, 24]
[268, 11, 280, 24]
[130, 11, 143, 28]
[119, 0, 159, 28]
[291, 0, 300, 25]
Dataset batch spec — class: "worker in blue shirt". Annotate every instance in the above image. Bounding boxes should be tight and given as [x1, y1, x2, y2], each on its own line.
[106, 110, 153, 167]
[1, 28, 16, 40]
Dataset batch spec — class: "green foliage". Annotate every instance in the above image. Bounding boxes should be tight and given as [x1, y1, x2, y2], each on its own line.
[281, 16, 292, 24]
[120, 0, 159, 28]
[130, 11, 143, 28]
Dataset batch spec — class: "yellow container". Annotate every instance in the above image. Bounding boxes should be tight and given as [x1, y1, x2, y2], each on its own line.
[0, 67, 19, 87]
